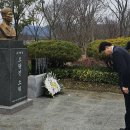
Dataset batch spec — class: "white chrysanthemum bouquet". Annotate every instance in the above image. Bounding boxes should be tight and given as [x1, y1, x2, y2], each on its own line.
[42, 72, 63, 97]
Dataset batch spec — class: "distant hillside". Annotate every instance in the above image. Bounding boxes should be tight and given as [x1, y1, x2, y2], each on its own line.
[21, 25, 49, 38]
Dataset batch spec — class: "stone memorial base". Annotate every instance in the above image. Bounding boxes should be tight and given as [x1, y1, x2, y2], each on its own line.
[28, 74, 46, 98]
[0, 99, 33, 114]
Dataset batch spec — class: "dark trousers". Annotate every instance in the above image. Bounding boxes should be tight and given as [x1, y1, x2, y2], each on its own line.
[124, 93, 130, 130]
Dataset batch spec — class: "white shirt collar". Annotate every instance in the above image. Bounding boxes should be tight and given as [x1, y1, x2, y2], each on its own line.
[111, 46, 114, 53]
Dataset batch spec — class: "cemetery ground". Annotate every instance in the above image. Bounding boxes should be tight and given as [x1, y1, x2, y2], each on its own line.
[0, 80, 125, 130]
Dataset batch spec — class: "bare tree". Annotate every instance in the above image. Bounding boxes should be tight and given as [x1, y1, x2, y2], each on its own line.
[103, 17, 119, 38]
[125, 10, 130, 36]
[54, 0, 78, 41]
[25, 2, 45, 41]
[40, 0, 64, 39]
[100, 0, 129, 37]
[53, 0, 103, 54]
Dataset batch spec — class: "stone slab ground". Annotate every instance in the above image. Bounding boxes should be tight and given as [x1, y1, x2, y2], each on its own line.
[0, 90, 125, 130]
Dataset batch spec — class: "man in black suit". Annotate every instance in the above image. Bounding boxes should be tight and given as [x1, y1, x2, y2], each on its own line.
[99, 42, 130, 130]
[125, 41, 130, 51]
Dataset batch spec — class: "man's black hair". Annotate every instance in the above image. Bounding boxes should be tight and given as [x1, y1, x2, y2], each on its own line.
[125, 41, 130, 50]
[99, 42, 112, 53]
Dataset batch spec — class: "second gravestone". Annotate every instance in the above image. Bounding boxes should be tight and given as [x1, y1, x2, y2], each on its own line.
[0, 40, 32, 113]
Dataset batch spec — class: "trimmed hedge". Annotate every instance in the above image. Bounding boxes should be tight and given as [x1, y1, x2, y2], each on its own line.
[87, 37, 130, 60]
[72, 69, 118, 84]
[50, 67, 118, 85]
[27, 40, 81, 62]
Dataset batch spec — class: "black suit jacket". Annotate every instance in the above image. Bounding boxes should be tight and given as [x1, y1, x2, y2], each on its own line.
[113, 46, 130, 88]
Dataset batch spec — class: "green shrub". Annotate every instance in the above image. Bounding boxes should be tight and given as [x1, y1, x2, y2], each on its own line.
[72, 69, 118, 85]
[87, 37, 130, 60]
[27, 40, 81, 67]
[49, 67, 118, 85]
[49, 68, 73, 79]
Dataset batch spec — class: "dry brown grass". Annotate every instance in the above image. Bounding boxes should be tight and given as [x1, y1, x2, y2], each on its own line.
[60, 79, 121, 94]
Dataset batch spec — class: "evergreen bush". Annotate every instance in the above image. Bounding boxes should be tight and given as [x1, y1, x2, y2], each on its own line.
[87, 37, 130, 60]
[50, 67, 118, 85]
[27, 40, 81, 67]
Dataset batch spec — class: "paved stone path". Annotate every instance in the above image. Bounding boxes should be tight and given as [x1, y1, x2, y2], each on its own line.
[0, 90, 125, 130]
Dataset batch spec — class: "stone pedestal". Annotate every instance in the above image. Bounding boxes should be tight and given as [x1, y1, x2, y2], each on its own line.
[28, 73, 46, 98]
[0, 40, 32, 110]
[0, 99, 33, 114]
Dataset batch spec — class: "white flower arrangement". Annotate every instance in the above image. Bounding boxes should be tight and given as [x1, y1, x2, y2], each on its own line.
[43, 72, 63, 97]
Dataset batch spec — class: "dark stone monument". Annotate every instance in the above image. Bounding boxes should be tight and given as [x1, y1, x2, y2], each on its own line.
[31, 58, 48, 75]
[0, 7, 32, 114]
[0, 40, 33, 114]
